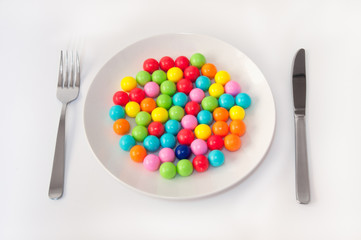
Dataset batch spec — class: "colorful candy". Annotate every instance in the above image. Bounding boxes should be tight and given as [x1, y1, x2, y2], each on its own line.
[181, 114, 198, 130]
[214, 70, 230, 85]
[158, 148, 175, 162]
[174, 56, 190, 71]
[229, 106, 245, 120]
[175, 145, 192, 159]
[189, 88, 205, 103]
[167, 67, 183, 83]
[201, 96, 218, 112]
[143, 58, 159, 74]
[176, 159, 193, 177]
[160, 80, 176, 96]
[213, 107, 229, 122]
[190, 53, 206, 69]
[125, 101, 140, 117]
[135, 111, 151, 126]
[159, 56, 175, 72]
[224, 134, 242, 151]
[148, 121, 164, 138]
[193, 155, 209, 172]
[209, 83, 224, 98]
[190, 139, 208, 156]
[136, 70, 151, 86]
[235, 93, 251, 109]
[169, 106, 185, 121]
[144, 82, 160, 98]
[113, 91, 129, 106]
[224, 80, 241, 96]
[121, 76, 137, 92]
[143, 154, 161, 171]
[151, 107, 168, 123]
[194, 124, 212, 140]
[201, 63, 217, 78]
[159, 162, 177, 179]
[156, 94, 172, 110]
[160, 133, 177, 148]
[119, 135, 136, 151]
[172, 92, 188, 107]
[130, 145, 147, 162]
[183, 66, 200, 82]
[218, 93, 235, 110]
[129, 88, 145, 104]
[164, 119, 181, 135]
[143, 135, 160, 152]
[176, 78, 193, 94]
[212, 121, 229, 137]
[208, 150, 225, 167]
[197, 110, 213, 125]
[185, 101, 201, 116]
[229, 119, 246, 136]
[195, 76, 211, 91]
[113, 119, 130, 135]
[109, 105, 125, 121]
[151, 70, 167, 85]
[207, 135, 224, 150]
[177, 129, 195, 145]
[140, 98, 156, 113]
[132, 125, 148, 142]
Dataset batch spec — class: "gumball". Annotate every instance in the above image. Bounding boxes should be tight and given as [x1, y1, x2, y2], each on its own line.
[185, 101, 201, 116]
[190, 53, 206, 69]
[143, 135, 160, 152]
[132, 125, 148, 142]
[229, 119, 246, 136]
[175, 145, 192, 159]
[194, 124, 212, 140]
[143, 58, 159, 74]
[214, 70, 231, 85]
[109, 105, 125, 121]
[218, 93, 235, 110]
[169, 106, 185, 121]
[183, 66, 200, 82]
[135, 111, 151, 126]
[121, 76, 137, 92]
[129, 145, 147, 162]
[225, 80, 241, 97]
[148, 121, 165, 138]
[189, 88, 205, 103]
[113, 119, 130, 135]
[159, 162, 177, 179]
[167, 67, 183, 83]
[201, 63, 217, 78]
[208, 150, 225, 167]
[177, 159, 193, 177]
[151, 107, 169, 123]
[164, 119, 181, 135]
[143, 154, 161, 171]
[212, 121, 229, 137]
[235, 93, 251, 109]
[159, 148, 175, 162]
[159, 56, 175, 72]
[119, 135, 136, 151]
[181, 114, 198, 130]
[144, 82, 160, 98]
[176, 78, 193, 94]
[125, 101, 140, 118]
[174, 56, 190, 71]
[151, 70, 167, 85]
[129, 88, 145, 104]
[173, 92, 188, 107]
[190, 139, 208, 156]
[160, 80, 176, 96]
[160, 133, 177, 148]
[213, 107, 229, 122]
[201, 96, 219, 112]
[140, 98, 156, 113]
[177, 129, 195, 145]
[229, 106, 245, 120]
[207, 135, 224, 150]
[197, 110, 213, 125]
[113, 91, 129, 106]
[224, 134, 242, 151]
[156, 94, 172, 110]
[195, 76, 211, 91]
[209, 83, 224, 98]
[136, 70, 151, 86]
[193, 155, 209, 172]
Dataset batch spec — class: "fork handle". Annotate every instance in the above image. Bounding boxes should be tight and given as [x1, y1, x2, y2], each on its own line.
[49, 103, 67, 200]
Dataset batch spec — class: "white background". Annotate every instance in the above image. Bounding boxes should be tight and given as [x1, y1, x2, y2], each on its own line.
[1, 0, 361, 239]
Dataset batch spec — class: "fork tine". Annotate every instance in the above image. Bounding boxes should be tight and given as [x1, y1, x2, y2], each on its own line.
[69, 51, 74, 87]
[63, 51, 69, 88]
[57, 51, 63, 87]
[75, 52, 80, 87]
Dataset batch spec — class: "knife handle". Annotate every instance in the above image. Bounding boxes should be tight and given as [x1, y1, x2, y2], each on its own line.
[294, 115, 310, 204]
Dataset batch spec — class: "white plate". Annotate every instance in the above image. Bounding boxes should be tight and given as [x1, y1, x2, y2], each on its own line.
[84, 33, 276, 200]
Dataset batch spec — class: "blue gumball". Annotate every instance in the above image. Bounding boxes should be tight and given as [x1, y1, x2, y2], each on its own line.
[160, 133, 177, 148]
[197, 110, 213, 125]
[208, 150, 224, 167]
[109, 105, 125, 121]
[143, 135, 160, 152]
[235, 93, 251, 109]
[175, 145, 192, 159]
[173, 92, 188, 107]
[218, 93, 235, 110]
[119, 135, 136, 151]
[164, 119, 181, 135]
[195, 76, 211, 91]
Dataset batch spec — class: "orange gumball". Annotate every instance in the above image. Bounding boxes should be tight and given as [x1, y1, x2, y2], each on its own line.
[213, 107, 229, 122]
[113, 119, 130, 135]
[140, 98, 156, 113]
[212, 121, 229, 137]
[130, 145, 147, 162]
[224, 134, 242, 151]
[230, 119, 246, 136]
[201, 63, 217, 79]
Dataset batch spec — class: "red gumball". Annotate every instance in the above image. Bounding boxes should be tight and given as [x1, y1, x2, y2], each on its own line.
[129, 88, 145, 104]
[159, 56, 175, 72]
[148, 122, 165, 138]
[183, 66, 200, 82]
[193, 155, 209, 172]
[143, 58, 159, 73]
[185, 101, 201, 116]
[207, 135, 224, 150]
[113, 91, 129, 106]
[175, 56, 190, 71]
[177, 129, 195, 145]
[176, 78, 193, 95]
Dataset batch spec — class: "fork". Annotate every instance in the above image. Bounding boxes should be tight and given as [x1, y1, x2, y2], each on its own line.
[49, 51, 80, 200]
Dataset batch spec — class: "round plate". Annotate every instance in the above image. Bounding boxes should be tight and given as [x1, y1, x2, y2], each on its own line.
[84, 33, 275, 200]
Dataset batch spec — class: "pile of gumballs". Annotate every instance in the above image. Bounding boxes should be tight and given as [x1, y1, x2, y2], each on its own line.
[109, 53, 251, 179]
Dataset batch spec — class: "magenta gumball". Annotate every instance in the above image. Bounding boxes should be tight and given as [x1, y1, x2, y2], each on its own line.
[158, 148, 175, 162]
[224, 80, 241, 97]
[143, 154, 161, 171]
[144, 81, 160, 98]
[190, 139, 208, 156]
[181, 114, 198, 130]
[189, 88, 205, 103]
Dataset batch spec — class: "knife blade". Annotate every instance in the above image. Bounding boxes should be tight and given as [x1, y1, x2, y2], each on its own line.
[292, 49, 310, 204]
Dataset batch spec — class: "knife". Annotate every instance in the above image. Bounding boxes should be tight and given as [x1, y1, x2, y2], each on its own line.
[292, 49, 310, 204]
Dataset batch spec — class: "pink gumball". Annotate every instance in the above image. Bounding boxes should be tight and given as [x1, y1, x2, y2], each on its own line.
[181, 114, 198, 130]
[143, 154, 161, 171]
[158, 148, 175, 162]
[224, 80, 241, 97]
[190, 139, 208, 156]
[144, 82, 160, 98]
[189, 88, 205, 103]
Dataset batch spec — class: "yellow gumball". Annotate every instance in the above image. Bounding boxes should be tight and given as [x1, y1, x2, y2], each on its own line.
[229, 106, 245, 120]
[167, 67, 183, 83]
[209, 83, 224, 98]
[194, 124, 212, 140]
[151, 107, 169, 123]
[125, 101, 140, 118]
[121, 76, 137, 92]
[215, 71, 231, 86]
